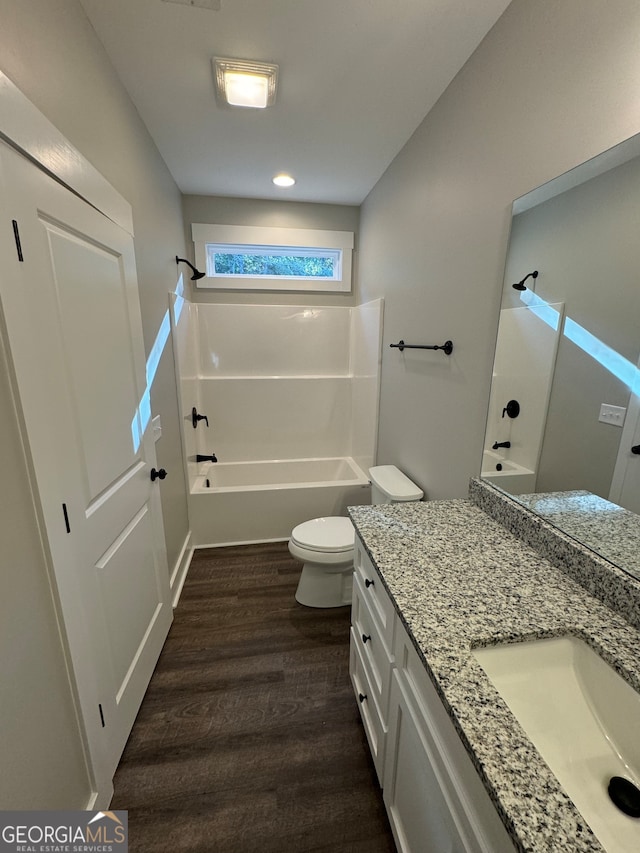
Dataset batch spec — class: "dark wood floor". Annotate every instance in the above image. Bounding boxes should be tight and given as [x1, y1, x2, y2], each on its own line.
[112, 542, 396, 853]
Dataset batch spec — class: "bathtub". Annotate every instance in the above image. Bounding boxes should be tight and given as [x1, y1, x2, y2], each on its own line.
[481, 450, 537, 495]
[188, 456, 371, 547]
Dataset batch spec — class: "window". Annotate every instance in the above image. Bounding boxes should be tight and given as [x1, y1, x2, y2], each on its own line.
[208, 244, 341, 280]
[192, 224, 354, 292]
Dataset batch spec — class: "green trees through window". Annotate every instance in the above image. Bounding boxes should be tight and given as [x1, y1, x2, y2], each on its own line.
[213, 251, 335, 278]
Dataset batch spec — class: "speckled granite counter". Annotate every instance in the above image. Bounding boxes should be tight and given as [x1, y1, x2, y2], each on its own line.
[515, 490, 640, 581]
[348, 495, 640, 853]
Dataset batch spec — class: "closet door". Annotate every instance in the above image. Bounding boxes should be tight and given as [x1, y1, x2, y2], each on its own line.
[610, 378, 640, 515]
[0, 141, 172, 787]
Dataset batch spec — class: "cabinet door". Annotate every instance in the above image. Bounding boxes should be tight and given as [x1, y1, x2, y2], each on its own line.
[384, 671, 468, 853]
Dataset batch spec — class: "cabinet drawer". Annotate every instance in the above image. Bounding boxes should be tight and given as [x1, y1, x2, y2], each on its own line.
[349, 628, 386, 784]
[351, 575, 393, 716]
[392, 625, 517, 852]
[354, 537, 396, 649]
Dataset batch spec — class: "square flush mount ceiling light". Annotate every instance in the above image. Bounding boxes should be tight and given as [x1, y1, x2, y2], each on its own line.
[162, 0, 221, 10]
[213, 57, 278, 108]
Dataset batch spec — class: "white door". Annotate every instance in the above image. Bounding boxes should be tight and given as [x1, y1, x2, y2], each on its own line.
[610, 367, 640, 514]
[0, 141, 172, 789]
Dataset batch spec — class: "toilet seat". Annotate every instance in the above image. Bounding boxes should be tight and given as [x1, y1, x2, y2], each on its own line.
[289, 516, 355, 608]
[290, 516, 354, 554]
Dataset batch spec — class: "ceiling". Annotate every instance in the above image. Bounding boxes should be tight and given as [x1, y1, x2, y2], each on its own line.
[79, 0, 511, 205]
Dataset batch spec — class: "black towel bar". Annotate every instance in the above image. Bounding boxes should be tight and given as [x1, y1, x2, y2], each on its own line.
[390, 339, 453, 355]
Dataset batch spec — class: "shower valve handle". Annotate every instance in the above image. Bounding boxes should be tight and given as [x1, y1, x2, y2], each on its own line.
[502, 399, 521, 419]
[150, 468, 167, 482]
[191, 407, 209, 429]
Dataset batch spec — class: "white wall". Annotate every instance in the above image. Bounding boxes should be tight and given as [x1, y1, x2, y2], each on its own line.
[358, 0, 640, 501]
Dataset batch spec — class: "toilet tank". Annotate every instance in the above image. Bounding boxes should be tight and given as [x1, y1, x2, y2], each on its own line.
[369, 465, 424, 504]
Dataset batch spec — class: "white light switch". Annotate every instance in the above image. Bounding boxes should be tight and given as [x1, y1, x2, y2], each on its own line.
[598, 404, 626, 427]
[152, 414, 162, 442]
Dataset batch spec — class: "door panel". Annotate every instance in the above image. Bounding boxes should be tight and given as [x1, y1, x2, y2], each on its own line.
[0, 140, 172, 787]
[43, 219, 141, 500]
[96, 506, 163, 696]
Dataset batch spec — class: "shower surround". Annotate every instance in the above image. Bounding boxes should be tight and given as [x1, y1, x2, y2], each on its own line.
[482, 301, 563, 493]
[171, 298, 383, 545]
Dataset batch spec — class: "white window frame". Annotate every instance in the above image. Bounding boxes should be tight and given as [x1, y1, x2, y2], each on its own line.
[192, 223, 354, 292]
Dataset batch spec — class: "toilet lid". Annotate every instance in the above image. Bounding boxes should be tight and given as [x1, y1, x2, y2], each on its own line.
[291, 517, 354, 553]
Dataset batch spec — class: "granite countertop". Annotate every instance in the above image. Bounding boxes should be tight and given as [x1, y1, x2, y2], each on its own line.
[515, 490, 640, 580]
[348, 499, 640, 853]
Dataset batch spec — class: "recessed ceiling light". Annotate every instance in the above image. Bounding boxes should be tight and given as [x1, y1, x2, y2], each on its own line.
[272, 173, 296, 187]
[213, 57, 278, 109]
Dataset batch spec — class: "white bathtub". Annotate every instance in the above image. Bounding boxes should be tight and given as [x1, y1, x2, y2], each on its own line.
[481, 450, 537, 495]
[188, 456, 371, 547]
[194, 456, 365, 492]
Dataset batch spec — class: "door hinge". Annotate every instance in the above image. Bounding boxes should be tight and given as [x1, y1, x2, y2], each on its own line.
[98, 703, 105, 728]
[12, 220, 24, 262]
[62, 502, 71, 534]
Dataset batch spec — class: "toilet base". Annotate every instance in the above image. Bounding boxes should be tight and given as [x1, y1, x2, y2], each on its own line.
[295, 563, 353, 608]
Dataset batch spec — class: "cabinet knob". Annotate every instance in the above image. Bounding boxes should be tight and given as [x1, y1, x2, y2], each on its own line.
[365, 578, 374, 588]
[358, 692, 367, 704]
[632, 444, 640, 455]
[362, 633, 371, 644]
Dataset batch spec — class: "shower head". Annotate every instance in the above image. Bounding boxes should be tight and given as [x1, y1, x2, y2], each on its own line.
[512, 270, 538, 291]
[176, 255, 206, 281]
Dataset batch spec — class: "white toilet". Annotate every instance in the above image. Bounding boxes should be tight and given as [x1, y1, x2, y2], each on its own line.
[289, 465, 424, 608]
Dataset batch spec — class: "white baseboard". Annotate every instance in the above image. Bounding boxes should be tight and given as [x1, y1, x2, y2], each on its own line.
[195, 536, 289, 549]
[170, 530, 194, 608]
[87, 782, 113, 811]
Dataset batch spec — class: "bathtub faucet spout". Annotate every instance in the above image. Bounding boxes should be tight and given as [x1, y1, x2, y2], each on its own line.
[492, 441, 511, 450]
[196, 453, 218, 463]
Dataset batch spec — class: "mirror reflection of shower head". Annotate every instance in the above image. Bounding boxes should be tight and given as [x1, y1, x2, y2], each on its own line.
[176, 255, 206, 281]
[512, 270, 538, 291]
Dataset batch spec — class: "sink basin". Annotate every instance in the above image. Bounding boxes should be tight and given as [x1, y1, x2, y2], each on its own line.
[473, 635, 640, 852]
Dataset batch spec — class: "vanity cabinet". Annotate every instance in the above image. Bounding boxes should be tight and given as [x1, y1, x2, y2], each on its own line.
[350, 537, 516, 853]
[349, 540, 396, 782]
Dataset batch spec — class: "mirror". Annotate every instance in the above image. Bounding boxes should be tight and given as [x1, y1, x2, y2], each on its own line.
[482, 134, 640, 580]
